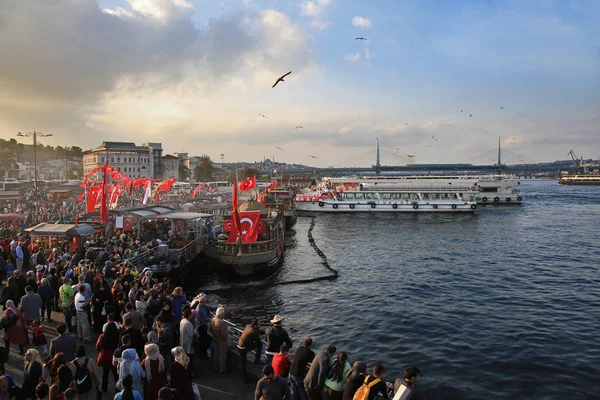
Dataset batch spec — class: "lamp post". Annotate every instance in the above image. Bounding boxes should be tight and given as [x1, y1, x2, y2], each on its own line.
[17, 131, 53, 214]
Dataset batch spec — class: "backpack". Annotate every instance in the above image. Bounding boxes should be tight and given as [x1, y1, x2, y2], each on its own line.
[73, 358, 93, 393]
[353, 376, 382, 400]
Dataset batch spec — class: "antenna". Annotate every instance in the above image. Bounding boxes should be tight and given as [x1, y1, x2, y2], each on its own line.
[376, 137, 381, 175]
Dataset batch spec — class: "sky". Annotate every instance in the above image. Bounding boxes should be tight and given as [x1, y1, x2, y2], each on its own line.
[1, 0, 599, 167]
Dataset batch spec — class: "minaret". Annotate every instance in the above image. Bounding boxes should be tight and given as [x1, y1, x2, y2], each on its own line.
[376, 137, 381, 175]
[497, 136, 502, 171]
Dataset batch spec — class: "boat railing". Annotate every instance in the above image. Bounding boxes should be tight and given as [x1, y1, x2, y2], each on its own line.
[218, 236, 279, 255]
[127, 248, 155, 270]
[178, 237, 204, 265]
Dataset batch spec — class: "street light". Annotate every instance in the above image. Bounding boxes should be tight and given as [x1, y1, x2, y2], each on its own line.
[17, 131, 53, 215]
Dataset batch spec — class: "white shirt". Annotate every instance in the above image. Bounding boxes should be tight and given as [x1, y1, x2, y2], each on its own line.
[102, 321, 120, 332]
[74, 292, 88, 312]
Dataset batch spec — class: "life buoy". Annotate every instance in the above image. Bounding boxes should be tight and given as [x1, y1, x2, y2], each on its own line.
[371, 204, 376, 209]
[517, 196, 522, 202]
[506, 197, 512, 203]
[413, 204, 418, 209]
[433, 204, 438, 209]
[321, 194, 327, 200]
[482, 197, 488, 203]
[318, 201, 324, 207]
[494, 197, 500, 203]
[470, 204, 476, 209]
[349, 204, 355, 209]
[392, 204, 398, 209]
[451, 204, 457, 209]
[328, 193, 333, 199]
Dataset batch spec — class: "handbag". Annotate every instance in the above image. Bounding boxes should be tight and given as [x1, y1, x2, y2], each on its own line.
[192, 384, 201, 400]
[101, 304, 107, 316]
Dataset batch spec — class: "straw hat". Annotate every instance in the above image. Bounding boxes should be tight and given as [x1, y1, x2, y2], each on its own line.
[270, 315, 285, 324]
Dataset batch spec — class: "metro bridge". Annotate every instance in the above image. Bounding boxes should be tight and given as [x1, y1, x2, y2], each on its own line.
[285, 138, 572, 175]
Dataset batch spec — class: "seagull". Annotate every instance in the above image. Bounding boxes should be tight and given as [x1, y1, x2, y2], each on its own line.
[461, 110, 463, 112]
[432, 136, 438, 141]
[258, 114, 269, 119]
[469, 114, 472, 117]
[309, 155, 318, 159]
[405, 123, 409, 126]
[355, 37, 367, 41]
[295, 126, 304, 129]
[407, 154, 415, 157]
[275, 146, 284, 151]
[272, 71, 292, 88]
[392, 147, 400, 154]
[500, 107, 504, 109]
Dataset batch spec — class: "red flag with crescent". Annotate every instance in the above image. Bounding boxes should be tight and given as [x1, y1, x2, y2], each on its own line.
[239, 176, 256, 191]
[237, 211, 260, 243]
[266, 180, 276, 189]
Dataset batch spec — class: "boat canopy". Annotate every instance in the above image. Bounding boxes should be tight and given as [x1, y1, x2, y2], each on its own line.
[113, 205, 177, 218]
[25, 223, 96, 238]
[157, 211, 212, 220]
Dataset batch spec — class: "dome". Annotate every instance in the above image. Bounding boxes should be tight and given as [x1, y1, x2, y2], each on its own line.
[239, 199, 268, 215]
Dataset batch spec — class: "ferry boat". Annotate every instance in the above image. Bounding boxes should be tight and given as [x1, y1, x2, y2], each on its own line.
[218, 200, 285, 275]
[558, 175, 600, 186]
[296, 182, 478, 213]
[319, 175, 523, 205]
[264, 187, 297, 228]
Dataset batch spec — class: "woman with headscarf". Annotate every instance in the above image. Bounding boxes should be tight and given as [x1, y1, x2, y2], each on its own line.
[92, 277, 111, 333]
[141, 343, 165, 400]
[49, 365, 74, 400]
[114, 374, 143, 400]
[147, 331, 159, 345]
[342, 361, 367, 400]
[119, 348, 145, 395]
[24, 349, 44, 399]
[3, 299, 27, 355]
[170, 347, 194, 400]
[96, 322, 119, 392]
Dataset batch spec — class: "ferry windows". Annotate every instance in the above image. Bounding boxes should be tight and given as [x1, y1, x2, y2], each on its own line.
[346, 193, 355, 200]
[364, 193, 373, 200]
[354, 193, 364, 200]
[382, 193, 391, 200]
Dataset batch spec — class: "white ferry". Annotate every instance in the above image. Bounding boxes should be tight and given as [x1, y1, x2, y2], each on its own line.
[295, 182, 478, 213]
[320, 175, 523, 205]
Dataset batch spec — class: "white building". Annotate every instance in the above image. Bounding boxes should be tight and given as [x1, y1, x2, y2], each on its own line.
[82, 141, 163, 180]
[162, 154, 179, 179]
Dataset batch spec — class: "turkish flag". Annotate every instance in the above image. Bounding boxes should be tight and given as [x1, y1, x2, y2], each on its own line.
[266, 180, 276, 189]
[240, 176, 256, 191]
[238, 211, 261, 243]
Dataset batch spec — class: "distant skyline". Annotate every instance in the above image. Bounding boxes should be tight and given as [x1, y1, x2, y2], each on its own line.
[1, 0, 599, 167]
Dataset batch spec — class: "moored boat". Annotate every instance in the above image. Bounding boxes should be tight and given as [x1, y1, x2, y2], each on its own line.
[558, 175, 600, 186]
[217, 199, 286, 275]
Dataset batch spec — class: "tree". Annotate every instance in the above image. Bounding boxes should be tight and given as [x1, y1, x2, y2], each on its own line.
[193, 155, 216, 181]
[179, 163, 191, 182]
[239, 167, 260, 180]
[67, 164, 82, 179]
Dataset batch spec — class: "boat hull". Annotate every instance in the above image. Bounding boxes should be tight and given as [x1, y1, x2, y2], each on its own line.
[296, 201, 476, 213]
[558, 181, 600, 186]
[218, 242, 284, 275]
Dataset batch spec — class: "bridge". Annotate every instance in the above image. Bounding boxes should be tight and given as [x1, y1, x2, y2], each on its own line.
[285, 138, 579, 175]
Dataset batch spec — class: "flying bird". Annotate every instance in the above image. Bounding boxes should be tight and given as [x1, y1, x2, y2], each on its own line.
[309, 155, 318, 159]
[469, 114, 472, 117]
[258, 114, 269, 119]
[407, 154, 415, 158]
[392, 147, 400, 154]
[405, 123, 409, 126]
[355, 37, 367, 41]
[500, 107, 504, 109]
[275, 146, 284, 152]
[295, 126, 304, 129]
[432, 136, 438, 141]
[272, 71, 292, 88]
[461, 110, 463, 112]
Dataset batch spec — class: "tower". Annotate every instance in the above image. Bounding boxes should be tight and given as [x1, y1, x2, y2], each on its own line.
[375, 137, 381, 175]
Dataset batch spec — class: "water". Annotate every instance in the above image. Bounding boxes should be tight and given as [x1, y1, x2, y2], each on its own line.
[195, 180, 600, 399]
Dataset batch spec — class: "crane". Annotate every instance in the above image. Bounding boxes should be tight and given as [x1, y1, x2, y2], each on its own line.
[567, 150, 582, 166]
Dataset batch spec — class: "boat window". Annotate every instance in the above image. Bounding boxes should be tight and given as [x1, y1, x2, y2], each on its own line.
[423, 193, 429, 199]
[364, 193, 373, 200]
[345, 193, 354, 200]
[481, 187, 498, 193]
[382, 193, 391, 200]
[354, 193, 364, 200]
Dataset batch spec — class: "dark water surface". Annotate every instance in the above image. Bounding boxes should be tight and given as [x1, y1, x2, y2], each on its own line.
[196, 180, 600, 399]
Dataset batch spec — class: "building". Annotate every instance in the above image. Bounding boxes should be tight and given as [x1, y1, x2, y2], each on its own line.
[162, 154, 179, 179]
[82, 141, 163, 180]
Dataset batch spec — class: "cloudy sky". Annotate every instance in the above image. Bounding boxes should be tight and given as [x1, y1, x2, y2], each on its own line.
[1, 0, 599, 166]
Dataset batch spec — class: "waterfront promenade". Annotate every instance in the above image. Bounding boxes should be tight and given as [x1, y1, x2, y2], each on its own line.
[2, 309, 257, 400]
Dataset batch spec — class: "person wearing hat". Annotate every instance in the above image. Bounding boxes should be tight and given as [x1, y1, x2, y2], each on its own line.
[265, 315, 293, 365]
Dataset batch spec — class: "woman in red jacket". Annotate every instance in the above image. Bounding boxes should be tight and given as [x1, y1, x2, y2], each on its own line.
[3, 300, 27, 355]
[96, 322, 120, 392]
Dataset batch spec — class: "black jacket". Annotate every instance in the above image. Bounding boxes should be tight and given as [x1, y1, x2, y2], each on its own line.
[265, 325, 293, 353]
[289, 345, 314, 377]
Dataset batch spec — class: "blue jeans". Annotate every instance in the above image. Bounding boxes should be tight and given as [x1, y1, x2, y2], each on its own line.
[62, 306, 73, 332]
[290, 375, 308, 400]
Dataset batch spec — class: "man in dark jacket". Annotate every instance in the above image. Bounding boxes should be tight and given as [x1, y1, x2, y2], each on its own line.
[122, 317, 144, 358]
[393, 366, 422, 400]
[304, 345, 336, 400]
[49, 324, 77, 361]
[289, 337, 314, 400]
[265, 315, 293, 364]
[237, 319, 263, 382]
[362, 363, 389, 400]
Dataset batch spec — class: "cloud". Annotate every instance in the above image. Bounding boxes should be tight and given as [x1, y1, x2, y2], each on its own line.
[300, 0, 331, 30]
[344, 52, 361, 62]
[364, 46, 374, 60]
[352, 16, 372, 29]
